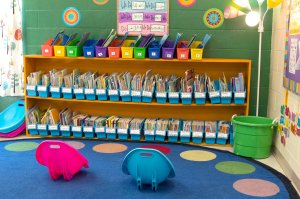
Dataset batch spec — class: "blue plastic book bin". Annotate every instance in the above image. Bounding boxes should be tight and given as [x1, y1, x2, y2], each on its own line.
[49, 124, 60, 136]
[83, 39, 97, 58]
[83, 126, 95, 138]
[131, 90, 142, 102]
[62, 87, 73, 99]
[234, 90, 246, 104]
[181, 92, 192, 105]
[106, 128, 117, 139]
[142, 90, 154, 103]
[96, 89, 108, 101]
[180, 131, 191, 143]
[221, 82, 232, 104]
[169, 92, 179, 104]
[155, 130, 167, 142]
[74, 88, 85, 100]
[216, 122, 232, 145]
[95, 127, 106, 138]
[145, 130, 155, 141]
[118, 128, 129, 140]
[130, 129, 142, 140]
[28, 124, 38, 135]
[168, 130, 179, 142]
[72, 126, 83, 137]
[26, 85, 38, 97]
[108, 89, 119, 101]
[60, 125, 72, 137]
[122, 148, 175, 191]
[208, 81, 220, 104]
[156, 92, 167, 104]
[85, 88, 96, 100]
[148, 41, 161, 59]
[37, 124, 49, 136]
[37, 85, 50, 98]
[120, 90, 131, 102]
[50, 86, 62, 98]
[194, 92, 206, 105]
[205, 124, 217, 144]
[192, 130, 204, 144]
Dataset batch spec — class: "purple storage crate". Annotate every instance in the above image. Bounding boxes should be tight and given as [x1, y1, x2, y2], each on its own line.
[95, 39, 107, 58]
[162, 40, 175, 59]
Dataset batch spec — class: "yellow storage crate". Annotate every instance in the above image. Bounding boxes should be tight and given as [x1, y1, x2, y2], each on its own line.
[121, 40, 135, 59]
[190, 41, 203, 60]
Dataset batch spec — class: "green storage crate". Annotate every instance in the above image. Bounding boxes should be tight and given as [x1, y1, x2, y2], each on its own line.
[133, 40, 146, 59]
[66, 39, 83, 57]
[231, 115, 277, 159]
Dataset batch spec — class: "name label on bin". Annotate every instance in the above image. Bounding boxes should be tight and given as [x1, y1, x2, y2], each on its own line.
[131, 91, 141, 96]
[120, 90, 130, 96]
[145, 130, 154, 135]
[62, 88, 72, 93]
[72, 126, 81, 132]
[152, 52, 156, 56]
[60, 125, 70, 131]
[37, 86, 47, 92]
[235, 92, 246, 98]
[49, 125, 58, 130]
[209, 91, 220, 98]
[109, 90, 118, 95]
[143, 91, 152, 97]
[182, 92, 192, 98]
[221, 92, 232, 98]
[45, 49, 49, 53]
[87, 52, 92, 56]
[50, 86, 60, 92]
[195, 92, 205, 98]
[193, 132, 203, 138]
[98, 53, 103, 57]
[181, 131, 190, 137]
[85, 89, 95, 94]
[130, 129, 140, 135]
[156, 130, 166, 136]
[27, 124, 36, 129]
[118, 129, 127, 134]
[180, 54, 186, 58]
[125, 52, 129, 56]
[84, 127, 93, 132]
[69, 50, 74, 54]
[96, 89, 106, 95]
[37, 124, 47, 130]
[206, 132, 216, 138]
[157, 92, 166, 98]
[106, 128, 115, 134]
[169, 92, 179, 98]
[26, 85, 35, 91]
[168, 130, 178, 137]
[74, 88, 84, 94]
[95, 127, 105, 133]
[167, 54, 172, 58]
[218, 133, 228, 139]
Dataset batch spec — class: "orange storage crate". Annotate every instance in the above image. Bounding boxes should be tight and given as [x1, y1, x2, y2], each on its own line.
[177, 41, 190, 60]
[108, 40, 122, 58]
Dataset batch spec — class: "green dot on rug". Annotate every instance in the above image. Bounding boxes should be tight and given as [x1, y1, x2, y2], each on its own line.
[5, 142, 39, 152]
[215, 161, 256, 174]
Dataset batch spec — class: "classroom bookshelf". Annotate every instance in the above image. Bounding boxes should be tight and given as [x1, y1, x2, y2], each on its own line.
[24, 55, 251, 145]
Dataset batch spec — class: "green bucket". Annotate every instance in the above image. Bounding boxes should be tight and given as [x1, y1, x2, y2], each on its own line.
[231, 115, 277, 159]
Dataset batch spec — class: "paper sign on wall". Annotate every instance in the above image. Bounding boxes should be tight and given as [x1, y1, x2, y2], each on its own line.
[117, 0, 169, 36]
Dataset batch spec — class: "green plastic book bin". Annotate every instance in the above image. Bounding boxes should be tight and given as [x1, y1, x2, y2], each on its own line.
[66, 39, 83, 57]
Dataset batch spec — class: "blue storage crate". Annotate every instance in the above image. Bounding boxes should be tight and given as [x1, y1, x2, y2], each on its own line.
[108, 89, 119, 101]
[26, 85, 38, 96]
[37, 85, 50, 98]
[142, 90, 154, 103]
[49, 124, 60, 136]
[156, 92, 167, 104]
[180, 131, 191, 143]
[130, 129, 142, 140]
[194, 92, 206, 105]
[95, 127, 106, 138]
[221, 91, 232, 104]
[74, 88, 85, 100]
[83, 39, 97, 57]
[37, 124, 49, 136]
[72, 126, 83, 137]
[83, 126, 95, 138]
[205, 132, 216, 144]
[60, 125, 72, 137]
[148, 47, 161, 59]
[50, 86, 62, 98]
[106, 127, 117, 139]
[85, 88, 96, 100]
[168, 92, 179, 104]
[192, 131, 204, 144]
[120, 90, 131, 102]
[234, 91, 246, 104]
[155, 130, 167, 142]
[168, 130, 179, 142]
[181, 92, 192, 105]
[27, 124, 38, 135]
[118, 128, 129, 140]
[216, 121, 231, 145]
[145, 130, 155, 141]
[209, 80, 220, 104]
[62, 87, 73, 99]
[131, 90, 142, 102]
[96, 89, 108, 101]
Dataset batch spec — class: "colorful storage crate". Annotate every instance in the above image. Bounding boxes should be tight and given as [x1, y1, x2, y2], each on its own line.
[50, 86, 62, 98]
[168, 130, 179, 142]
[66, 39, 83, 57]
[190, 41, 203, 60]
[37, 85, 50, 98]
[155, 130, 167, 142]
[121, 40, 135, 59]
[95, 39, 108, 58]
[49, 124, 60, 136]
[108, 40, 121, 58]
[162, 40, 175, 59]
[83, 126, 95, 138]
[120, 90, 131, 102]
[83, 39, 97, 58]
[85, 88, 96, 100]
[130, 129, 142, 140]
[145, 130, 155, 141]
[177, 41, 190, 60]
[131, 90, 142, 102]
[234, 90, 246, 104]
[26, 85, 38, 97]
[106, 127, 117, 139]
[142, 90, 154, 103]
[108, 89, 119, 101]
[96, 89, 108, 101]
[180, 130, 191, 143]
[156, 92, 167, 104]
[60, 125, 72, 137]
[95, 127, 106, 138]
[37, 124, 49, 136]
[118, 128, 129, 140]
[28, 124, 38, 135]
[169, 92, 180, 104]
[72, 126, 83, 138]
[181, 92, 192, 105]
[62, 87, 73, 99]
[194, 92, 206, 105]
[74, 88, 85, 100]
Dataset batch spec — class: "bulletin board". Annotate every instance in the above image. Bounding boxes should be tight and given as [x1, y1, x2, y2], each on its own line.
[117, 0, 169, 36]
[284, 0, 300, 95]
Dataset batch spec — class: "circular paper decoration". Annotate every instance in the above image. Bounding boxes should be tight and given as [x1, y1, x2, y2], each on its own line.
[203, 8, 224, 29]
[93, 0, 109, 5]
[62, 7, 80, 27]
[177, 0, 196, 7]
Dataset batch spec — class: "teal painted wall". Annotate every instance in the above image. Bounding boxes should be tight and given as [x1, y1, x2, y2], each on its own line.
[22, 0, 272, 116]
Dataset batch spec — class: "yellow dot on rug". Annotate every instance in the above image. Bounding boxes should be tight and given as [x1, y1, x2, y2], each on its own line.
[180, 150, 217, 161]
[93, 143, 128, 153]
